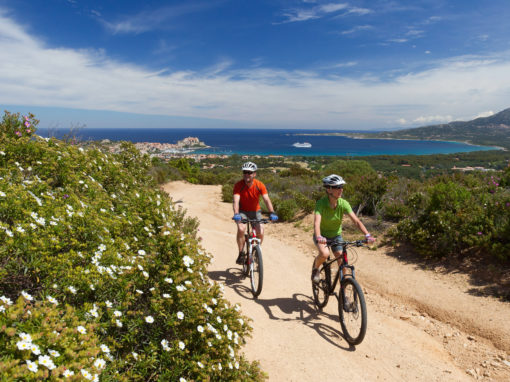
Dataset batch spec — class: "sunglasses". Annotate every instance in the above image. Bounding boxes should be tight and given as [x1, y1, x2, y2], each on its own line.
[243, 171, 254, 175]
[325, 185, 343, 189]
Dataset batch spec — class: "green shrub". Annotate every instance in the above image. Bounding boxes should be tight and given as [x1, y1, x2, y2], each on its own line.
[0, 112, 266, 381]
[274, 198, 299, 221]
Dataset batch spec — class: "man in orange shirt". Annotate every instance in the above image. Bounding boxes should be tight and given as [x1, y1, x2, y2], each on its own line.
[233, 162, 278, 264]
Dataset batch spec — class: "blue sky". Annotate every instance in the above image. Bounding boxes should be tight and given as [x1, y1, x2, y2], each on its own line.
[1, 0, 510, 130]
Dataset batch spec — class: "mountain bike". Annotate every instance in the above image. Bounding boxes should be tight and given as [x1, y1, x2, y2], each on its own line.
[312, 238, 368, 345]
[240, 218, 269, 298]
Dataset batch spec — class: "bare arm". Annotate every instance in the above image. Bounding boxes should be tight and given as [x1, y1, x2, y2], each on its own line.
[261, 193, 275, 213]
[233, 194, 240, 214]
[346, 211, 375, 240]
[313, 213, 322, 238]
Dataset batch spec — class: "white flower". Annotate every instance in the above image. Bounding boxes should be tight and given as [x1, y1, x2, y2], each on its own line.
[138, 249, 146, 256]
[178, 341, 185, 350]
[180, 378, 187, 382]
[63, 369, 75, 377]
[197, 325, 204, 333]
[114, 310, 122, 317]
[0, 191, 5, 197]
[0, 305, 5, 312]
[235, 361, 239, 369]
[47, 295, 58, 305]
[77, 325, 87, 334]
[16, 226, 25, 233]
[132, 352, 139, 360]
[21, 291, 33, 301]
[136, 289, 144, 294]
[177, 311, 184, 320]
[38, 355, 56, 370]
[98, 244, 106, 252]
[216, 316, 222, 323]
[19, 332, 32, 342]
[5, 229, 13, 237]
[116, 319, 123, 328]
[161, 339, 171, 351]
[105, 300, 112, 308]
[48, 349, 60, 357]
[238, 318, 244, 326]
[93, 358, 106, 370]
[211, 298, 217, 305]
[16, 340, 31, 351]
[197, 361, 204, 368]
[164, 277, 173, 284]
[26, 359, 38, 373]
[30, 343, 41, 355]
[100, 344, 110, 353]
[67, 286, 77, 294]
[218, 363, 222, 371]
[182, 255, 194, 267]
[1, 296, 13, 305]
[145, 316, 154, 323]
[142, 271, 149, 278]
[81, 369, 93, 380]
[162, 293, 170, 298]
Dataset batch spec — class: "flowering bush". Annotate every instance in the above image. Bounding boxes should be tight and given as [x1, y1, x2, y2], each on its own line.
[0, 112, 265, 381]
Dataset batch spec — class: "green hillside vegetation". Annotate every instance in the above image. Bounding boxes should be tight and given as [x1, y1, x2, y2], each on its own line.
[0, 112, 265, 381]
[155, 152, 510, 278]
[351, 107, 510, 150]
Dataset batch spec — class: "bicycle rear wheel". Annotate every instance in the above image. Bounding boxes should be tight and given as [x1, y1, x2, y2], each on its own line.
[338, 277, 367, 345]
[312, 261, 331, 310]
[250, 245, 263, 297]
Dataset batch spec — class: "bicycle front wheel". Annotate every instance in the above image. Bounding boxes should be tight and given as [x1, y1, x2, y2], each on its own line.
[312, 261, 331, 310]
[250, 245, 263, 297]
[338, 277, 367, 345]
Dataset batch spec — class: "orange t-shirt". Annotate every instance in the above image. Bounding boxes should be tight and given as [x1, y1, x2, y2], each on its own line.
[233, 179, 268, 212]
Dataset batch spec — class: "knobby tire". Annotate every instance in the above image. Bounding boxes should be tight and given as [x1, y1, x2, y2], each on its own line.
[250, 245, 263, 297]
[312, 260, 331, 310]
[338, 277, 367, 345]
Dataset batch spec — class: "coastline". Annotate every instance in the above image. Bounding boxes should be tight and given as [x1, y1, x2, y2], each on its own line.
[292, 132, 506, 151]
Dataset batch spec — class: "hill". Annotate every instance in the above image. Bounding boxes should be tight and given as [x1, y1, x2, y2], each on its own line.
[370, 107, 510, 149]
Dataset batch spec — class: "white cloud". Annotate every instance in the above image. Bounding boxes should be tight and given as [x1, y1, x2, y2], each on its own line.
[412, 115, 453, 124]
[1, 12, 510, 130]
[341, 25, 373, 35]
[281, 2, 366, 23]
[473, 111, 494, 119]
[100, 3, 212, 34]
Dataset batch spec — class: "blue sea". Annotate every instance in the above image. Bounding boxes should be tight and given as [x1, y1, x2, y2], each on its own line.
[37, 127, 497, 157]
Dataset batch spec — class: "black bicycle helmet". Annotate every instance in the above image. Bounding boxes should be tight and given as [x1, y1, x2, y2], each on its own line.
[322, 174, 346, 187]
[241, 162, 257, 172]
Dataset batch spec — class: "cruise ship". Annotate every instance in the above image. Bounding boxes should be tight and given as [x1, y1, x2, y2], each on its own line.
[292, 142, 312, 148]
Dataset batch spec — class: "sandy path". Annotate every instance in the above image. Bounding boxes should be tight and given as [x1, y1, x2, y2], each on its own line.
[163, 181, 510, 381]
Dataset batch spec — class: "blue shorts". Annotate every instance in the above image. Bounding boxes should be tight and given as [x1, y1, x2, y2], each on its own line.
[313, 234, 343, 252]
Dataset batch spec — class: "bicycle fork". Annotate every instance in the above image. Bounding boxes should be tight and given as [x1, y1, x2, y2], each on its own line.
[245, 231, 261, 266]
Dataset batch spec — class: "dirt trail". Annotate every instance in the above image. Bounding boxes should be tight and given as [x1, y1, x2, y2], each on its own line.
[163, 181, 510, 382]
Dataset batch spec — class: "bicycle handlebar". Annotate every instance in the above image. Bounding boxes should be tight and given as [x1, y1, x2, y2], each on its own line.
[239, 218, 270, 224]
[326, 238, 368, 248]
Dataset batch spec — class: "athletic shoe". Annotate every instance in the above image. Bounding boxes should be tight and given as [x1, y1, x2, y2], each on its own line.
[311, 268, 320, 284]
[236, 251, 246, 265]
[343, 297, 356, 313]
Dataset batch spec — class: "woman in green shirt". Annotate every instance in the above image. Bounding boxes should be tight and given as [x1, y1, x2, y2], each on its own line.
[312, 174, 375, 284]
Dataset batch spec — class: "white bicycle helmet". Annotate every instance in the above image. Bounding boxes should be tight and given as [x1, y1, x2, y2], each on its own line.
[322, 174, 346, 187]
[241, 162, 257, 172]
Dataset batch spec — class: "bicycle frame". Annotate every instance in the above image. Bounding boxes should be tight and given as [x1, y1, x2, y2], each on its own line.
[323, 240, 364, 296]
[244, 221, 261, 264]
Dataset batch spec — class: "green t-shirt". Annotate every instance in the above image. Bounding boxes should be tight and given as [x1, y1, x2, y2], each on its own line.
[314, 196, 353, 238]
